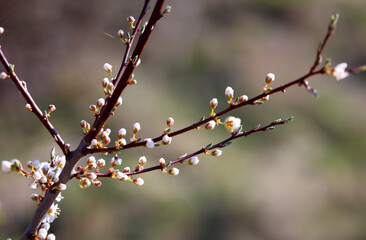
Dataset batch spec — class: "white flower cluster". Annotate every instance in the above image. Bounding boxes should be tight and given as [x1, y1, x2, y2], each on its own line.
[36, 223, 56, 240]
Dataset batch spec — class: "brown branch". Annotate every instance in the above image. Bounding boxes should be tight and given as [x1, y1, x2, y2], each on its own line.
[0, 47, 68, 156]
[90, 118, 292, 178]
[82, 0, 166, 150]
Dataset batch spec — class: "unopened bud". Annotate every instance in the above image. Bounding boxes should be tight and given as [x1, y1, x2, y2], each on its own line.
[118, 128, 127, 139]
[166, 117, 175, 127]
[133, 122, 141, 134]
[117, 29, 125, 39]
[225, 87, 234, 100]
[210, 98, 218, 109]
[0, 27, 4, 35]
[0, 72, 8, 79]
[205, 120, 216, 130]
[102, 78, 109, 88]
[133, 177, 144, 186]
[48, 104, 56, 112]
[139, 156, 147, 166]
[104, 63, 113, 74]
[188, 156, 199, 166]
[25, 104, 32, 112]
[96, 98, 105, 108]
[265, 73, 275, 84]
[115, 97, 123, 107]
[169, 167, 179, 176]
[239, 95, 248, 103]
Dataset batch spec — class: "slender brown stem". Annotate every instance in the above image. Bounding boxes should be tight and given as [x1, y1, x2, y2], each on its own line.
[0, 48, 68, 156]
[92, 118, 291, 178]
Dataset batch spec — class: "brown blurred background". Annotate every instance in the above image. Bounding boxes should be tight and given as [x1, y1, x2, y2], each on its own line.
[1, 0, 366, 239]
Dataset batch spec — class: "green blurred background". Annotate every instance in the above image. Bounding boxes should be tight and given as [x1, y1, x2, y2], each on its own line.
[1, 0, 366, 239]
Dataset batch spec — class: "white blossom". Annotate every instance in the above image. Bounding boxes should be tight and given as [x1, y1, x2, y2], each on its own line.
[133, 177, 144, 186]
[188, 156, 199, 166]
[145, 138, 155, 149]
[211, 149, 223, 157]
[1, 160, 11, 173]
[139, 156, 147, 166]
[333, 62, 349, 80]
[169, 167, 180, 176]
[46, 234, 56, 240]
[224, 116, 242, 133]
[38, 228, 48, 240]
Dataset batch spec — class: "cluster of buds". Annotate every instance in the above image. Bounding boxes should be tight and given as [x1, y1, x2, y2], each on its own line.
[221, 86, 249, 107]
[76, 156, 104, 188]
[102, 77, 115, 96]
[35, 222, 55, 240]
[2, 152, 66, 226]
[116, 128, 127, 147]
[89, 98, 105, 115]
[80, 120, 90, 134]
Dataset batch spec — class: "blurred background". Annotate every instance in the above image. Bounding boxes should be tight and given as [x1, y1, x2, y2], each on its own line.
[0, 0, 366, 239]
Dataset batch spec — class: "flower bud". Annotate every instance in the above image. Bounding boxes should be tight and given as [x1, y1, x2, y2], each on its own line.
[41, 223, 50, 231]
[239, 95, 248, 103]
[46, 234, 56, 240]
[159, 158, 166, 166]
[87, 156, 96, 165]
[118, 128, 127, 139]
[48, 105, 56, 112]
[0, 27, 4, 35]
[118, 138, 127, 146]
[133, 122, 141, 134]
[97, 158, 105, 168]
[188, 156, 199, 166]
[25, 103, 32, 112]
[79, 178, 91, 188]
[211, 149, 222, 157]
[139, 156, 147, 166]
[86, 172, 97, 181]
[117, 29, 125, 39]
[225, 87, 234, 100]
[102, 78, 109, 88]
[91, 139, 98, 148]
[93, 180, 102, 187]
[111, 156, 122, 167]
[205, 120, 216, 130]
[89, 105, 98, 113]
[168, 167, 179, 176]
[162, 135, 172, 145]
[56, 183, 67, 191]
[1, 160, 11, 173]
[166, 117, 175, 127]
[123, 167, 130, 173]
[224, 116, 241, 133]
[0, 72, 8, 79]
[127, 16, 135, 24]
[210, 98, 218, 109]
[265, 73, 275, 84]
[96, 98, 105, 108]
[38, 228, 48, 240]
[115, 97, 123, 107]
[104, 63, 113, 74]
[145, 138, 155, 149]
[133, 177, 144, 186]
[32, 171, 42, 181]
